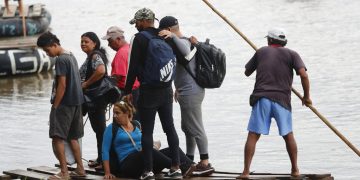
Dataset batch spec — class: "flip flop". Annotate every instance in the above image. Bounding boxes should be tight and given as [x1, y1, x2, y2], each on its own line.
[94, 164, 103, 171]
[88, 160, 100, 168]
[69, 171, 86, 178]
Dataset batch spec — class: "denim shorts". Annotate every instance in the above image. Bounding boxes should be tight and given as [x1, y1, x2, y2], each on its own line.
[247, 98, 292, 136]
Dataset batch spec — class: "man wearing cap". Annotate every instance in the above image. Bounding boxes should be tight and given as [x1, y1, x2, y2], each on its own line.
[158, 16, 215, 176]
[101, 26, 140, 120]
[124, 8, 182, 180]
[238, 28, 312, 179]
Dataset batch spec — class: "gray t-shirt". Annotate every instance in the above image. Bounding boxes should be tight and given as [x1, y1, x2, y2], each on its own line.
[173, 36, 204, 96]
[51, 51, 84, 106]
[245, 46, 306, 110]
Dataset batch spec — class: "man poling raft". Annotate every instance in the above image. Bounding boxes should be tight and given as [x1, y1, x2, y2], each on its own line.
[200, 0, 360, 178]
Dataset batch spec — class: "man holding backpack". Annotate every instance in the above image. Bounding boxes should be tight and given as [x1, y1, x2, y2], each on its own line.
[124, 8, 182, 180]
[158, 16, 215, 176]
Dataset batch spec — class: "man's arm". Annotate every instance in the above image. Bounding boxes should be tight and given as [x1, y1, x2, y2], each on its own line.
[245, 68, 254, 77]
[245, 52, 257, 77]
[124, 35, 142, 94]
[53, 75, 66, 108]
[298, 68, 312, 106]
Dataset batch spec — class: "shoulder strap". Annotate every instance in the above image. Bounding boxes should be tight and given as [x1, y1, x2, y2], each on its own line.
[140, 31, 155, 40]
[120, 124, 141, 152]
[132, 120, 141, 130]
[111, 122, 119, 146]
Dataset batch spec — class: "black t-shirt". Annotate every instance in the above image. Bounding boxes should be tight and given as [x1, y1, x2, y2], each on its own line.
[245, 46, 306, 110]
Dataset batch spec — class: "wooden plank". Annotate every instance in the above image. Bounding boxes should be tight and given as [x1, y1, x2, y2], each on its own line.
[0, 35, 38, 49]
[0, 174, 11, 180]
[28, 166, 104, 180]
[55, 163, 104, 176]
[2, 5, 17, 18]
[28, 4, 42, 17]
[3, 169, 51, 180]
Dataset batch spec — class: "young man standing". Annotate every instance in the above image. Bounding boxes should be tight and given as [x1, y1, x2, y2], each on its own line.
[238, 28, 312, 179]
[124, 8, 181, 180]
[158, 16, 215, 176]
[37, 32, 86, 179]
[101, 26, 140, 120]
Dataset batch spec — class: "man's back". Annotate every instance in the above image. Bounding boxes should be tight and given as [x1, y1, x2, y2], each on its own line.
[54, 52, 83, 106]
[246, 46, 306, 110]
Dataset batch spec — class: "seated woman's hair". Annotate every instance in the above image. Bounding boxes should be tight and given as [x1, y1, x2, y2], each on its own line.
[113, 96, 136, 118]
[37, 31, 60, 47]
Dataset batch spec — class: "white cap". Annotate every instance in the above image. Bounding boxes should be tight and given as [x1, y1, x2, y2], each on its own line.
[266, 28, 287, 42]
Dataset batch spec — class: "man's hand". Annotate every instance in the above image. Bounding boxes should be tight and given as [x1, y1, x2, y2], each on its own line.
[302, 96, 312, 107]
[158, 30, 173, 39]
[189, 36, 199, 45]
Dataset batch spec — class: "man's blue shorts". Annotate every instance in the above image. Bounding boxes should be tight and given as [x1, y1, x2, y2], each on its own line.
[247, 98, 292, 136]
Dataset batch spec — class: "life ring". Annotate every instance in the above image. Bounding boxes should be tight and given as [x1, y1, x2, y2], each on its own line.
[0, 4, 51, 37]
[0, 48, 55, 76]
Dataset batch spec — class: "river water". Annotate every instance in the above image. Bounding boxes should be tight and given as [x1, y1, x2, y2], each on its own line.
[1, 0, 359, 179]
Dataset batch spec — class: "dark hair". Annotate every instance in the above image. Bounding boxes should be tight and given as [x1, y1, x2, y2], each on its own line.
[267, 37, 287, 46]
[113, 96, 136, 119]
[37, 31, 61, 47]
[81, 32, 108, 65]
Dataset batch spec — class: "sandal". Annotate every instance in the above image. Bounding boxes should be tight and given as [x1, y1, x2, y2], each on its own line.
[94, 164, 104, 171]
[88, 160, 100, 168]
[69, 170, 86, 178]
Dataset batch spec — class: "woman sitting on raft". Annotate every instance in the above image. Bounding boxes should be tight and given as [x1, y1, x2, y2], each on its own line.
[102, 96, 196, 179]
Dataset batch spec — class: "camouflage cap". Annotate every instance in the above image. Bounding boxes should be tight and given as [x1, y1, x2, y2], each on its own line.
[129, 8, 157, 24]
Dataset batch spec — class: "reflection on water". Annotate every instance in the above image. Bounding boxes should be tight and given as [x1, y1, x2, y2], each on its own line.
[0, 71, 54, 99]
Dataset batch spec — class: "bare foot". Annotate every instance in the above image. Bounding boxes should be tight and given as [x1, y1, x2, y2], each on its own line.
[236, 173, 249, 179]
[291, 169, 300, 177]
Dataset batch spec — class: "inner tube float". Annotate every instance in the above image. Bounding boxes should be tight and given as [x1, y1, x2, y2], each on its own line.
[0, 4, 51, 37]
[0, 48, 55, 76]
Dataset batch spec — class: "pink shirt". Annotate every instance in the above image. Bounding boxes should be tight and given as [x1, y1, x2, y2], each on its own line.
[111, 44, 140, 90]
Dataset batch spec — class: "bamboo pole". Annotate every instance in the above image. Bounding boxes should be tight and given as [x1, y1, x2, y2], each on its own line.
[201, 0, 360, 157]
[19, 0, 26, 37]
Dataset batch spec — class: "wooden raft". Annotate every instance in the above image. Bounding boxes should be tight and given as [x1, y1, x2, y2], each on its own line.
[1, 164, 334, 180]
[0, 35, 39, 49]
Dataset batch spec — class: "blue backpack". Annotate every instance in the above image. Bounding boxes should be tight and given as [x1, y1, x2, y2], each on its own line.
[140, 31, 176, 85]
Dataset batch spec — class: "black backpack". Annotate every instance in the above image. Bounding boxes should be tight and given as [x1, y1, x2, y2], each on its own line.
[182, 39, 226, 89]
[109, 120, 141, 177]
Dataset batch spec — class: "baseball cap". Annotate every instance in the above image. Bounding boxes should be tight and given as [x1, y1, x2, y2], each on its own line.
[266, 28, 287, 42]
[101, 26, 124, 40]
[129, 8, 157, 24]
[159, 16, 178, 29]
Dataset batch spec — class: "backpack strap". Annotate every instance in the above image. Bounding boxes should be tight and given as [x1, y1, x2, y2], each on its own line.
[140, 31, 155, 40]
[132, 120, 142, 131]
[111, 122, 119, 146]
[179, 37, 197, 81]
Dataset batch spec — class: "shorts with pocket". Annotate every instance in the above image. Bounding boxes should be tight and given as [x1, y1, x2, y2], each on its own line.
[247, 98, 292, 136]
[49, 104, 84, 140]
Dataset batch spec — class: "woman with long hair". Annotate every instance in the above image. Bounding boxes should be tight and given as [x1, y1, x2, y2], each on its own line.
[79, 31, 109, 168]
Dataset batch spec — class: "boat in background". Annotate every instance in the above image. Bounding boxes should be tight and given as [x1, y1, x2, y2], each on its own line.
[0, 3, 54, 76]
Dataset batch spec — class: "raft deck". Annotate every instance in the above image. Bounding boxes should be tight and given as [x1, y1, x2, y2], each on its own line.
[1, 164, 334, 180]
[0, 35, 39, 49]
